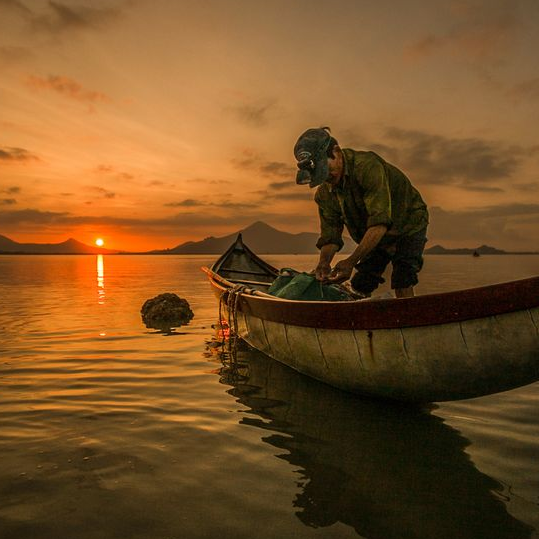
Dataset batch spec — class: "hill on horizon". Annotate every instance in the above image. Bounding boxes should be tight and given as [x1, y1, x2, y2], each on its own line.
[424, 244, 507, 255]
[0, 234, 118, 254]
[2, 225, 534, 255]
[152, 221, 355, 254]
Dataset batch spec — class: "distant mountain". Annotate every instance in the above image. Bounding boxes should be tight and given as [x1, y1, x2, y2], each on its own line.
[0, 235, 118, 254]
[425, 244, 506, 255]
[152, 221, 355, 254]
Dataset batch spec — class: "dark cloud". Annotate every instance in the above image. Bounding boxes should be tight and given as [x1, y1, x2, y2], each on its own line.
[269, 191, 314, 202]
[2, 185, 21, 194]
[228, 99, 277, 127]
[404, 1, 520, 64]
[0, 45, 33, 66]
[0, 198, 17, 205]
[232, 150, 295, 180]
[164, 199, 202, 208]
[460, 185, 505, 193]
[41, 1, 121, 32]
[264, 180, 314, 201]
[88, 186, 115, 199]
[268, 181, 291, 190]
[94, 165, 135, 182]
[164, 198, 257, 210]
[25, 75, 112, 107]
[260, 161, 294, 178]
[514, 182, 539, 192]
[185, 178, 231, 185]
[0, 0, 125, 34]
[428, 203, 539, 247]
[0, 0, 31, 15]
[0, 208, 70, 225]
[507, 78, 539, 103]
[0, 207, 310, 235]
[354, 127, 531, 190]
[0, 146, 39, 162]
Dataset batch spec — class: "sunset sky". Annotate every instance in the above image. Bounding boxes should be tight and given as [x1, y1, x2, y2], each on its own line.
[1, 0, 538, 251]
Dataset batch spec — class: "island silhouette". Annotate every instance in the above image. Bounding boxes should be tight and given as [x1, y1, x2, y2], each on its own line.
[1, 222, 535, 255]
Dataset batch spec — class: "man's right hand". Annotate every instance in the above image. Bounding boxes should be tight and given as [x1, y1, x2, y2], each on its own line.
[314, 262, 332, 281]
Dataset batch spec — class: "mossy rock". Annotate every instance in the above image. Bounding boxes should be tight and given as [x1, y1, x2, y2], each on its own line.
[141, 293, 194, 330]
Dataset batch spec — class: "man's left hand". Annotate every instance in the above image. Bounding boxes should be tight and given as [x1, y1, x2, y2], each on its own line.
[327, 258, 355, 283]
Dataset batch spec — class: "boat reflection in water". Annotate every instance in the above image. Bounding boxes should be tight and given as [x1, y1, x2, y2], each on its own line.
[210, 337, 532, 539]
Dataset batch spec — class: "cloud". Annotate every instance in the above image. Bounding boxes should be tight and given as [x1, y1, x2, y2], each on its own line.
[461, 185, 505, 193]
[260, 161, 295, 178]
[268, 181, 291, 190]
[506, 78, 539, 103]
[428, 203, 539, 247]
[269, 191, 314, 201]
[0, 45, 33, 66]
[227, 98, 277, 127]
[0, 198, 17, 205]
[0, 206, 310, 235]
[0, 0, 31, 15]
[0, 146, 39, 162]
[0, 208, 70, 225]
[164, 198, 202, 208]
[369, 127, 530, 189]
[0, 0, 126, 35]
[164, 198, 257, 210]
[232, 149, 295, 179]
[94, 164, 135, 182]
[2, 185, 21, 194]
[38, 1, 122, 32]
[185, 178, 232, 185]
[404, 1, 520, 64]
[87, 186, 115, 199]
[25, 75, 112, 107]
[514, 182, 539, 192]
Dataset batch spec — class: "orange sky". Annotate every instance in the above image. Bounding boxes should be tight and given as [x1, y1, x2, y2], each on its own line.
[1, 0, 538, 251]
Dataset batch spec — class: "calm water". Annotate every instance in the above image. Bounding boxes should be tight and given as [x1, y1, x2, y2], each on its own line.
[1, 253, 539, 539]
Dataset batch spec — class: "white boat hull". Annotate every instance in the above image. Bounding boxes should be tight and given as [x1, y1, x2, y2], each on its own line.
[230, 307, 539, 402]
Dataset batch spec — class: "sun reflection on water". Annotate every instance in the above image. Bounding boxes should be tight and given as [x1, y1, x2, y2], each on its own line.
[97, 254, 105, 304]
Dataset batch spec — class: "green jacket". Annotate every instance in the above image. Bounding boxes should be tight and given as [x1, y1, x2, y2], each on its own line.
[315, 149, 428, 251]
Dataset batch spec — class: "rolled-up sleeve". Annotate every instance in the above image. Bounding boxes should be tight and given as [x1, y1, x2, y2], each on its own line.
[315, 188, 344, 251]
[362, 159, 393, 229]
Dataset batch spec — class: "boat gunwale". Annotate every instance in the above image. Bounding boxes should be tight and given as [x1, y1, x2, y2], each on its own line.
[203, 266, 539, 330]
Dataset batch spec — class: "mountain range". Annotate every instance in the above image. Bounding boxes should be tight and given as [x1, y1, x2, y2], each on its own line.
[0, 235, 118, 254]
[151, 221, 354, 254]
[1, 222, 534, 255]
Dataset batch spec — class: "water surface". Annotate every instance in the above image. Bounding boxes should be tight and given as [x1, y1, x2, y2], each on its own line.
[1, 253, 539, 538]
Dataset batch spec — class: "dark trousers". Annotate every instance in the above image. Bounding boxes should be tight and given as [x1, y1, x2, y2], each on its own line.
[350, 229, 427, 295]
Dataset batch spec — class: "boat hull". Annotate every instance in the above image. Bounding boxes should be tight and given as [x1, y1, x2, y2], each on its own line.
[223, 306, 539, 402]
[203, 234, 539, 402]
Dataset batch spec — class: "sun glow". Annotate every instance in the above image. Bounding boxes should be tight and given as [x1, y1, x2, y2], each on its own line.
[95, 238, 104, 247]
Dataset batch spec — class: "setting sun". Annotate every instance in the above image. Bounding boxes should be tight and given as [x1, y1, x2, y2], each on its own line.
[95, 238, 104, 247]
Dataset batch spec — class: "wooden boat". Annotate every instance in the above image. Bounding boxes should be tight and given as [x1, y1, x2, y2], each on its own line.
[202, 234, 539, 402]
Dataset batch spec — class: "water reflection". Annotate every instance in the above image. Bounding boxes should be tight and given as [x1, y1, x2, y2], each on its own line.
[211, 344, 533, 539]
[96, 254, 105, 304]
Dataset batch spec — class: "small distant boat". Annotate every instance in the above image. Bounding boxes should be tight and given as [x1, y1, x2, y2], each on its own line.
[202, 234, 539, 402]
[473, 251, 480, 257]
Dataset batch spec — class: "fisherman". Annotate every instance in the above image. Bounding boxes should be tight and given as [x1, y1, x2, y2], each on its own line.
[294, 127, 429, 298]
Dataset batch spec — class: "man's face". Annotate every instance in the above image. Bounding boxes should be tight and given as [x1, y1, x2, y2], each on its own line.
[326, 149, 343, 186]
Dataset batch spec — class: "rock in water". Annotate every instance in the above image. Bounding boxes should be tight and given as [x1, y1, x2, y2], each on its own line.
[141, 293, 194, 330]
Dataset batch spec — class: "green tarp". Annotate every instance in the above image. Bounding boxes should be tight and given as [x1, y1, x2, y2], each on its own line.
[267, 269, 352, 301]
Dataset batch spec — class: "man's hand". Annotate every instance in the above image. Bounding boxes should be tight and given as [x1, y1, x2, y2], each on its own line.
[327, 258, 355, 283]
[314, 262, 332, 281]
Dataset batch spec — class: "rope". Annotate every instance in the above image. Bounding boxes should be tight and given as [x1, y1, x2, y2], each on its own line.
[218, 284, 249, 362]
